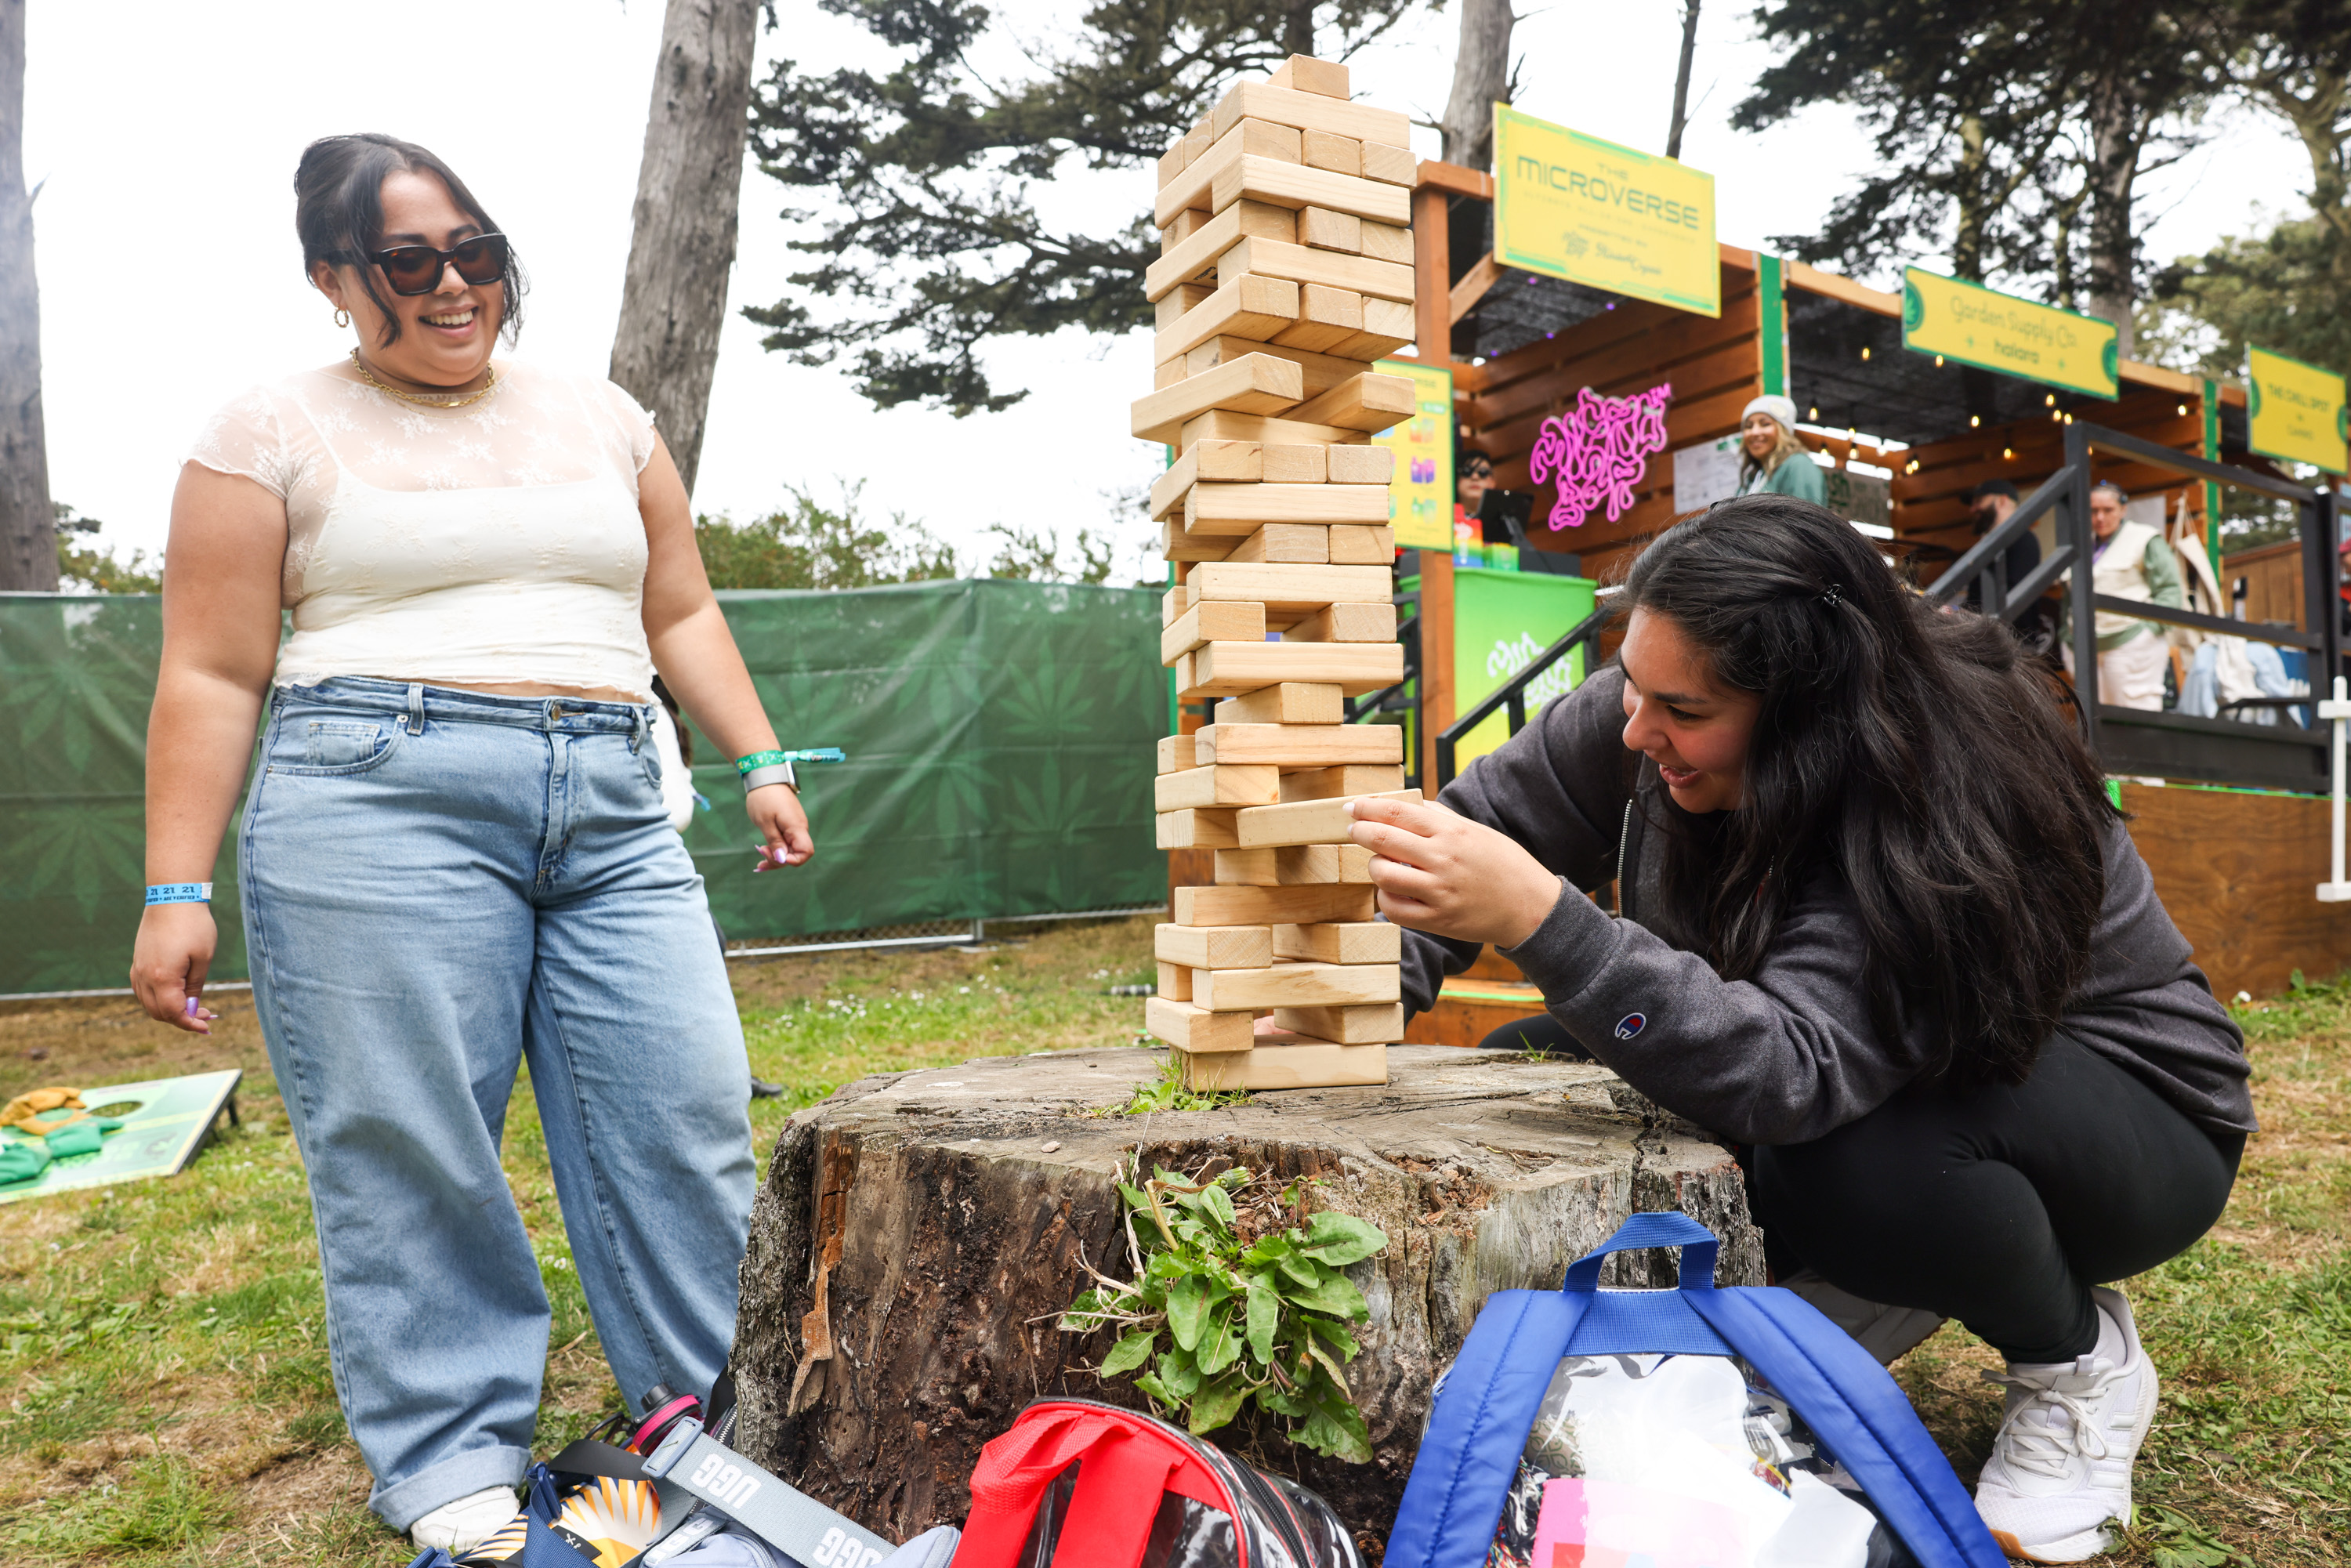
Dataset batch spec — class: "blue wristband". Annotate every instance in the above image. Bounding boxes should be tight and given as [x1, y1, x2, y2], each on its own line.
[146, 882, 213, 906]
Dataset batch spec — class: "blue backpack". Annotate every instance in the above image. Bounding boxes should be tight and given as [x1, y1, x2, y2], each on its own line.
[1386, 1212, 2005, 1568]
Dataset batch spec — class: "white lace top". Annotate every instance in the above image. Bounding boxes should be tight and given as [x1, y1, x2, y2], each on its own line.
[187, 360, 661, 698]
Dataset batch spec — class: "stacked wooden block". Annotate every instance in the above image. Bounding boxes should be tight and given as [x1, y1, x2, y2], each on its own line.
[1137, 53, 1420, 1092]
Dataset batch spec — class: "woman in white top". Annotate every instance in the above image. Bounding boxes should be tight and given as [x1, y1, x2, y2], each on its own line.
[127, 134, 809, 1555]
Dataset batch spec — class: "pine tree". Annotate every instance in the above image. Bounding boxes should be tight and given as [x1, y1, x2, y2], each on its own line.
[742, 0, 1416, 415]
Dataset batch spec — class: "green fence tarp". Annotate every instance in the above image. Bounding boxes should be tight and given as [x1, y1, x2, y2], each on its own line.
[0, 579, 1165, 995]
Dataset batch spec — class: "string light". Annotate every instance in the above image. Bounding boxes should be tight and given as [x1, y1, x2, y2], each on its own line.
[2003, 447, 2016, 459]
[1860, 346, 1871, 360]
[1934, 355, 1944, 367]
[2045, 393, 2056, 407]
[1969, 415, 1981, 428]
[2177, 403, 2189, 416]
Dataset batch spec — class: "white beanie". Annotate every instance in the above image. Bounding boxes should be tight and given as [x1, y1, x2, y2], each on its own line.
[1742, 393, 1799, 430]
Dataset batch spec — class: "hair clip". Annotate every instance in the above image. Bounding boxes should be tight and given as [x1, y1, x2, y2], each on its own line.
[1821, 582, 1844, 607]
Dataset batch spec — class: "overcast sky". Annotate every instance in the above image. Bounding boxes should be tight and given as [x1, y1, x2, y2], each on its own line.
[24, 2, 2313, 570]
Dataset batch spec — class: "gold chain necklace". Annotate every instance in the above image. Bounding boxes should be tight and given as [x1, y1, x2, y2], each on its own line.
[349, 349, 501, 409]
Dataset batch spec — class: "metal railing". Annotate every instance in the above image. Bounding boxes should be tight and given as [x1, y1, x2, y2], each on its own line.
[1433, 605, 1612, 788]
[1924, 420, 2338, 792]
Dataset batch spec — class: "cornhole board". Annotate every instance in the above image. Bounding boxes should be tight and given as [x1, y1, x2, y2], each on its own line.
[0, 1068, 242, 1204]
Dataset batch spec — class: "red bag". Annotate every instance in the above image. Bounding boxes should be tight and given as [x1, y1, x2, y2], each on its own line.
[953, 1400, 1361, 1568]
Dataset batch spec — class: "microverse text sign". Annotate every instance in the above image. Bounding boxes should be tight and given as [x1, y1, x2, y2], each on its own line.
[1493, 106, 1719, 318]
[1901, 266, 2118, 400]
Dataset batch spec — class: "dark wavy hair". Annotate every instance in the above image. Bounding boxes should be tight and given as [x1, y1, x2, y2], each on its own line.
[294, 134, 526, 349]
[1621, 494, 2119, 1086]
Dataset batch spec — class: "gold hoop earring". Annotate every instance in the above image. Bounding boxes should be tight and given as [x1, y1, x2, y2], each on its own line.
[333, 307, 352, 329]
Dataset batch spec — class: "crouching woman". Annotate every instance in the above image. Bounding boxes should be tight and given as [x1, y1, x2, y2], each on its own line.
[1355, 495, 2251, 1565]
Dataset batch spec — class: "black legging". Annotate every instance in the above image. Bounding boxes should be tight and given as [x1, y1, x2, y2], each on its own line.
[1479, 1015, 2243, 1363]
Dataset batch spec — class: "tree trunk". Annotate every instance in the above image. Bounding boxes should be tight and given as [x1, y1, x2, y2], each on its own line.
[2083, 68, 2140, 359]
[727, 1045, 1763, 1552]
[0, 0, 53, 592]
[1665, 0, 1702, 161]
[1440, 0, 1514, 172]
[608, 0, 759, 498]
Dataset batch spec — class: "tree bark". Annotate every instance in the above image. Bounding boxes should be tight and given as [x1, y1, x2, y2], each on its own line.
[1440, 0, 1514, 172]
[727, 1045, 1763, 1552]
[0, 0, 53, 592]
[1666, 0, 1702, 161]
[2083, 66, 2141, 358]
[608, 0, 759, 499]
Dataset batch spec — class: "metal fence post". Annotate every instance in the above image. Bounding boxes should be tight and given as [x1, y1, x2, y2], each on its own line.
[2063, 424, 2100, 756]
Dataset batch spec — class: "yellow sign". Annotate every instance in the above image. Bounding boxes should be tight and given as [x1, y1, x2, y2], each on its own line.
[1375, 358, 1454, 549]
[1492, 106, 1719, 318]
[2249, 345, 2348, 474]
[1900, 267, 2118, 400]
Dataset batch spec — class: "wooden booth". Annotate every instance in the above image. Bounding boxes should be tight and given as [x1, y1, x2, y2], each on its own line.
[1378, 154, 2351, 1037]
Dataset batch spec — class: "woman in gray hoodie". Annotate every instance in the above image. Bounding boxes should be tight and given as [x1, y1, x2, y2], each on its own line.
[1353, 495, 2249, 1566]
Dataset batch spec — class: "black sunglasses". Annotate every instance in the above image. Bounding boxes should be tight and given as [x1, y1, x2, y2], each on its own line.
[340, 233, 509, 296]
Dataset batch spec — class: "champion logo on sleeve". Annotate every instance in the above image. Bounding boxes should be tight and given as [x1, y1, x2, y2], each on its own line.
[1613, 1013, 1646, 1040]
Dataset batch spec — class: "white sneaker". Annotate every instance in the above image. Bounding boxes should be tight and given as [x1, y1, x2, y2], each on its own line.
[1777, 1268, 1947, 1365]
[1972, 1287, 2157, 1563]
[408, 1485, 523, 1555]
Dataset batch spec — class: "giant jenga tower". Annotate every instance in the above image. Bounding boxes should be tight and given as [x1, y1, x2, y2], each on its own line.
[1137, 53, 1421, 1092]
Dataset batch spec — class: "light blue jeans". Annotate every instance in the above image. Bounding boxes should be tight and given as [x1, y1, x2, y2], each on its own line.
[240, 678, 754, 1530]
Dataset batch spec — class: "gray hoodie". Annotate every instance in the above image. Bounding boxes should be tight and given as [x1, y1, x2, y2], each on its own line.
[1400, 664, 2255, 1146]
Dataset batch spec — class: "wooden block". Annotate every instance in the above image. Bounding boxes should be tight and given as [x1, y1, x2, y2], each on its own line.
[1192, 639, 1404, 697]
[1155, 733, 1201, 773]
[1222, 523, 1330, 565]
[1154, 282, 1215, 331]
[1211, 81, 1411, 149]
[1328, 523, 1395, 563]
[1262, 443, 1326, 483]
[1174, 882, 1377, 925]
[1212, 155, 1412, 226]
[1179, 1040, 1389, 1090]
[1214, 843, 1376, 885]
[1185, 336, 1389, 400]
[1327, 299, 1415, 362]
[1282, 600, 1398, 643]
[1236, 788, 1421, 848]
[1359, 219, 1411, 264]
[1145, 199, 1298, 300]
[1154, 921, 1275, 969]
[1159, 518, 1236, 562]
[1300, 206, 1364, 253]
[1185, 561, 1394, 611]
[1132, 353, 1303, 444]
[1194, 961, 1400, 1011]
[1216, 683, 1342, 726]
[1157, 807, 1241, 849]
[1155, 118, 1305, 227]
[1272, 1003, 1404, 1045]
[1187, 482, 1390, 529]
[1275, 922, 1400, 964]
[1160, 207, 1212, 245]
[1302, 129, 1362, 176]
[1360, 141, 1416, 186]
[1178, 408, 1369, 452]
[1161, 599, 1267, 662]
[1157, 143, 1191, 186]
[1267, 54, 1349, 99]
[1271, 284, 1364, 352]
[1197, 722, 1405, 766]
[1280, 764, 1405, 799]
[1154, 273, 1301, 365]
[1150, 440, 1263, 520]
[1219, 240, 1413, 304]
[1147, 995, 1254, 1054]
[1154, 763, 1281, 811]
[1156, 959, 1192, 1001]
[1289, 371, 1415, 433]
[1327, 444, 1395, 483]
[1162, 585, 1189, 625]
[1154, 358, 1188, 390]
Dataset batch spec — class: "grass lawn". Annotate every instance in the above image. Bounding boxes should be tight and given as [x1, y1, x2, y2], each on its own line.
[0, 915, 2339, 1565]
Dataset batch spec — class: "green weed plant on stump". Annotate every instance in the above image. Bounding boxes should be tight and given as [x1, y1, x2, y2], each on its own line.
[1059, 1156, 1388, 1461]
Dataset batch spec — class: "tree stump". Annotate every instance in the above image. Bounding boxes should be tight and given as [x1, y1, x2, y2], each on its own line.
[728, 1045, 1763, 1556]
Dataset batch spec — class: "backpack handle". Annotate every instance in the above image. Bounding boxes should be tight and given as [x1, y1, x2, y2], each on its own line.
[1560, 1211, 1719, 1293]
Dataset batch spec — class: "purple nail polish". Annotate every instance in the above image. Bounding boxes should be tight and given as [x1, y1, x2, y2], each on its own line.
[184, 997, 201, 1018]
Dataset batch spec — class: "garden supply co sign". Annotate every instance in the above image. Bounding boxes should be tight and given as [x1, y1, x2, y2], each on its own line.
[1902, 267, 2118, 400]
[1493, 106, 1719, 318]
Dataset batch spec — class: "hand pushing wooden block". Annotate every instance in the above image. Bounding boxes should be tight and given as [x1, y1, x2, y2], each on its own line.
[1235, 788, 1421, 848]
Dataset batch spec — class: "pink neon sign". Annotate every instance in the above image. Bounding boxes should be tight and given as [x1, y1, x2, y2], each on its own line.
[1526, 383, 1674, 530]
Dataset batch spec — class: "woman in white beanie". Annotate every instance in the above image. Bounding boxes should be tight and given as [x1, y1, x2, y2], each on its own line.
[1737, 393, 1827, 505]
